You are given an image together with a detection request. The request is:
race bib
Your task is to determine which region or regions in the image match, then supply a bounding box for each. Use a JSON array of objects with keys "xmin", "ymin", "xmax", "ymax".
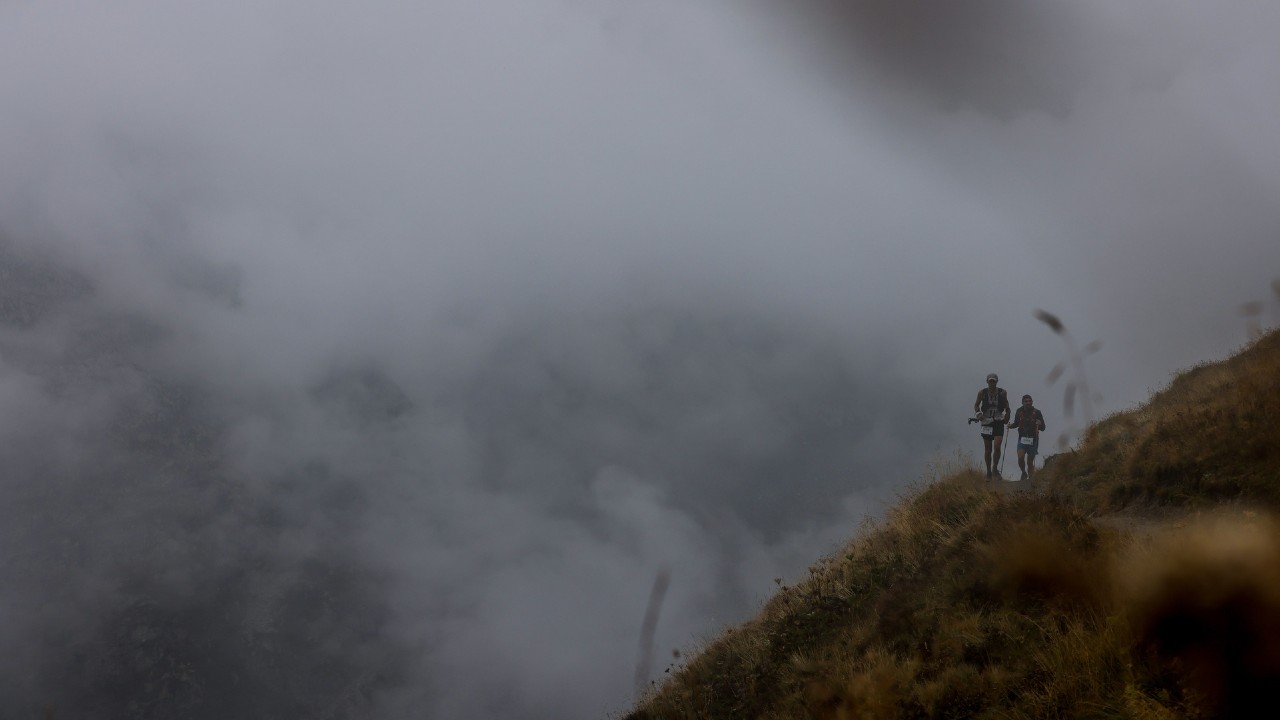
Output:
[
  {"xmin": 980, "ymin": 426, "xmax": 994, "ymax": 436},
  {"xmin": 1020, "ymin": 436, "xmax": 1035, "ymax": 446}
]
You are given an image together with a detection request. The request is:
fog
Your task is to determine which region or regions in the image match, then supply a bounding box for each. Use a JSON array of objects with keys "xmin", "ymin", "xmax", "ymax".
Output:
[{"xmin": 0, "ymin": 1, "xmax": 1277, "ymax": 718}]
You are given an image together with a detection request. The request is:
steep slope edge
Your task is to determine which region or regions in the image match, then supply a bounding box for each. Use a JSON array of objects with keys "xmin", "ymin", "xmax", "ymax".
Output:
[{"xmin": 625, "ymin": 329, "xmax": 1280, "ymax": 719}]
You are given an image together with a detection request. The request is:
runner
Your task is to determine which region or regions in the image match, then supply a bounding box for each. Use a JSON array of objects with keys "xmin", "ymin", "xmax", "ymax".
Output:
[
  {"xmin": 973, "ymin": 373, "xmax": 1010, "ymax": 479},
  {"xmin": 1007, "ymin": 394, "xmax": 1047, "ymax": 480}
]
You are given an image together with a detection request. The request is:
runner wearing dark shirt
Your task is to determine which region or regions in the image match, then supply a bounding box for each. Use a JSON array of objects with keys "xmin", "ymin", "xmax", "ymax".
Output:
[
  {"xmin": 973, "ymin": 373, "xmax": 1010, "ymax": 479},
  {"xmin": 1007, "ymin": 395, "xmax": 1046, "ymax": 481}
]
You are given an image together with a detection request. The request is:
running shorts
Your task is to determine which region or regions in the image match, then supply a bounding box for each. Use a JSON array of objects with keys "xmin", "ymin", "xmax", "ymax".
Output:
[{"xmin": 1016, "ymin": 434, "xmax": 1039, "ymax": 456}]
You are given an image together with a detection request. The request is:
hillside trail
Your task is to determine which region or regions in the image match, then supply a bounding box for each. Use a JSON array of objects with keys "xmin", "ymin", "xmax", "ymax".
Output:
[{"xmin": 991, "ymin": 474, "xmax": 1263, "ymax": 539}]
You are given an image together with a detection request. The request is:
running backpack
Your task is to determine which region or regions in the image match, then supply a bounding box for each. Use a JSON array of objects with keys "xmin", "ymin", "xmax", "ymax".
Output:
[{"xmin": 979, "ymin": 388, "xmax": 1008, "ymax": 424}]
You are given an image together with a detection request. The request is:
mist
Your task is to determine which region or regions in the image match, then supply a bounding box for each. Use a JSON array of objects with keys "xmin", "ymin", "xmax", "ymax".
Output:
[{"xmin": 1, "ymin": 1, "xmax": 1277, "ymax": 718}]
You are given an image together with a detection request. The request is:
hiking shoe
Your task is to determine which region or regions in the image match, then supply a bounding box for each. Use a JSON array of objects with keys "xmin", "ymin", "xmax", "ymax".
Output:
[
  {"xmin": 1020, "ymin": 471, "xmax": 1028, "ymax": 481},
  {"xmin": 993, "ymin": 469, "xmax": 1002, "ymax": 479},
  {"xmin": 985, "ymin": 471, "xmax": 992, "ymax": 480}
]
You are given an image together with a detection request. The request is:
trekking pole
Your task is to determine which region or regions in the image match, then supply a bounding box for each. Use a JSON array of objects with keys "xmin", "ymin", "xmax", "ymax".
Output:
[{"xmin": 999, "ymin": 427, "xmax": 1010, "ymax": 477}]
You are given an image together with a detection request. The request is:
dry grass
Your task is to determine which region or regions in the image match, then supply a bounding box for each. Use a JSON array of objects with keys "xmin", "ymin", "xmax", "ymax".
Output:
[
  {"xmin": 1119, "ymin": 516, "xmax": 1280, "ymax": 718},
  {"xmin": 624, "ymin": 329, "xmax": 1280, "ymax": 720},
  {"xmin": 1045, "ymin": 328, "xmax": 1280, "ymax": 512},
  {"xmin": 628, "ymin": 478, "xmax": 1129, "ymax": 719}
]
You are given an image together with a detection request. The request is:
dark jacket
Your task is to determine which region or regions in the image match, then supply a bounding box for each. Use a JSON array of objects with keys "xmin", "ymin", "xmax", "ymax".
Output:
[{"xmin": 1009, "ymin": 406, "xmax": 1046, "ymax": 438}]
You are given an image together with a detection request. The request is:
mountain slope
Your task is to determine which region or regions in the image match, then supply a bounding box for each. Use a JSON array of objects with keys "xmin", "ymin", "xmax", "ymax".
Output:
[{"xmin": 625, "ymin": 329, "xmax": 1280, "ymax": 719}]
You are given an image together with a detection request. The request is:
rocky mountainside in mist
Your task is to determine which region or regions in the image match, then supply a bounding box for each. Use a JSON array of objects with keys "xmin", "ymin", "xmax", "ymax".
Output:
[{"xmin": 626, "ymin": 328, "xmax": 1280, "ymax": 720}]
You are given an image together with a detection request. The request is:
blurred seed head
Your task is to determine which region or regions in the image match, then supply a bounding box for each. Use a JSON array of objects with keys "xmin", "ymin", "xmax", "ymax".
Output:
[
  {"xmin": 1045, "ymin": 361, "xmax": 1066, "ymax": 386},
  {"xmin": 1034, "ymin": 309, "xmax": 1064, "ymax": 335}
]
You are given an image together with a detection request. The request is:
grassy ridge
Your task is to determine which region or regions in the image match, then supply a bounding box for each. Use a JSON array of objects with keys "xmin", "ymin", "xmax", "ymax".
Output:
[
  {"xmin": 1047, "ymin": 328, "xmax": 1280, "ymax": 512},
  {"xmin": 625, "ymin": 329, "xmax": 1280, "ymax": 719}
]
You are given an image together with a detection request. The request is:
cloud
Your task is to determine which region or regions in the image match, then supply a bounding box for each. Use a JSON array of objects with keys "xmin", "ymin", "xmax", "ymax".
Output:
[
  {"xmin": 753, "ymin": 0, "xmax": 1089, "ymax": 118},
  {"xmin": 757, "ymin": 0, "xmax": 1280, "ymax": 406},
  {"xmin": 1, "ymin": 0, "xmax": 1278, "ymax": 718}
]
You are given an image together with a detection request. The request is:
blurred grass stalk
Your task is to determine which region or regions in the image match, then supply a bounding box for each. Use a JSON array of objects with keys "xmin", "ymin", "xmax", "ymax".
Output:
[{"xmin": 1035, "ymin": 310, "xmax": 1098, "ymax": 448}]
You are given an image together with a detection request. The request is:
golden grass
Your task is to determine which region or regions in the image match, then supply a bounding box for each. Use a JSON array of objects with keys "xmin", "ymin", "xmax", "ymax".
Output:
[
  {"xmin": 1045, "ymin": 328, "xmax": 1280, "ymax": 512},
  {"xmin": 630, "ymin": 479, "xmax": 1129, "ymax": 719},
  {"xmin": 624, "ymin": 329, "xmax": 1280, "ymax": 720}
]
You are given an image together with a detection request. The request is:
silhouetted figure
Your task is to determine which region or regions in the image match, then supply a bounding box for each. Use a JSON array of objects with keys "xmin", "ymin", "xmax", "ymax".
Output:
[
  {"xmin": 1007, "ymin": 394, "xmax": 1046, "ymax": 480},
  {"xmin": 973, "ymin": 373, "xmax": 1010, "ymax": 479}
]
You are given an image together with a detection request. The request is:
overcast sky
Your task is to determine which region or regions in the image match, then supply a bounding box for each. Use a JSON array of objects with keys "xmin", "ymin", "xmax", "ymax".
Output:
[{"xmin": 1, "ymin": 1, "xmax": 1278, "ymax": 718}]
